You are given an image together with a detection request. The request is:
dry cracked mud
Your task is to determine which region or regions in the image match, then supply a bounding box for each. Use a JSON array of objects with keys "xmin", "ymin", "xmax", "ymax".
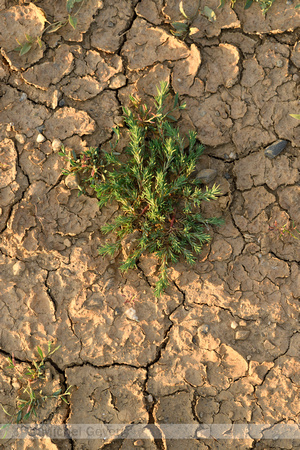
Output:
[{"xmin": 0, "ymin": 0, "xmax": 300, "ymax": 449}]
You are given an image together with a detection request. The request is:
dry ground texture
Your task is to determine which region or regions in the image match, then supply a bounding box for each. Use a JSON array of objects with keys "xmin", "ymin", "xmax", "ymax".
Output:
[{"xmin": 0, "ymin": 0, "xmax": 300, "ymax": 448}]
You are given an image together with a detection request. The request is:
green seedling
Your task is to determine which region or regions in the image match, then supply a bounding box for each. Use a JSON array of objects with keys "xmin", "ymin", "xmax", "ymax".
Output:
[
  {"xmin": 171, "ymin": 0, "xmax": 216, "ymax": 40},
  {"xmin": 59, "ymin": 145, "xmax": 106, "ymax": 196},
  {"xmin": 269, "ymin": 220, "xmax": 300, "ymax": 242},
  {"xmin": 14, "ymin": 0, "xmax": 84, "ymax": 56},
  {"xmin": 1, "ymin": 342, "xmax": 72, "ymax": 427},
  {"xmin": 62, "ymin": 82, "xmax": 223, "ymax": 297}
]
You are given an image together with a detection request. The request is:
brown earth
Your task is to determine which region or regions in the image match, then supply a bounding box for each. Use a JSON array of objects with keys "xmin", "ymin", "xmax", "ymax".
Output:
[{"xmin": 0, "ymin": 0, "xmax": 300, "ymax": 449}]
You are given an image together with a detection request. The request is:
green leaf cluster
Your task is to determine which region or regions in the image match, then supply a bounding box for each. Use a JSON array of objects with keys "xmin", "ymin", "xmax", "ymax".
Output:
[
  {"xmin": 64, "ymin": 82, "xmax": 222, "ymax": 297},
  {"xmin": 1, "ymin": 343, "xmax": 72, "ymax": 427}
]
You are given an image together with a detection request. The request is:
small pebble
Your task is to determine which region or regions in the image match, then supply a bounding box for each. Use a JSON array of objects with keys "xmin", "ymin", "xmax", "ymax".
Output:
[
  {"xmin": 199, "ymin": 324, "xmax": 210, "ymax": 335},
  {"xmin": 52, "ymin": 138, "xmax": 62, "ymax": 152},
  {"xmin": 147, "ymin": 394, "xmax": 153, "ymax": 403},
  {"xmin": 37, "ymin": 125, "xmax": 45, "ymax": 132},
  {"xmin": 196, "ymin": 169, "xmax": 217, "ymax": 184},
  {"xmin": 247, "ymin": 355, "xmax": 252, "ymax": 360},
  {"xmin": 36, "ymin": 133, "xmax": 46, "ymax": 143},
  {"xmin": 19, "ymin": 92, "xmax": 27, "ymax": 102},
  {"xmin": 239, "ymin": 320, "xmax": 247, "ymax": 327},
  {"xmin": 264, "ymin": 140, "xmax": 287, "ymax": 159},
  {"xmin": 63, "ymin": 239, "xmax": 71, "ymax": 247},
  {"xmin": 125, "ymin": 307, "xmax": 139, "ymax": 321},
  {"xmin": 109, "ymin": 74, "xmax": 127, "ymax": 89},
  {"xmin": 108, "ymin": 21, "xmax": 115, "ymax": 27},
  {"xmin": 12, "ymin": 380, "xmax": 21, "ymax": 390},
  {"xmin": 15, "ymin": 133, "xmax": 26, "ymax": 144},
  {"xmin": 134, "ymin": 440, "xmax": 144, "ymax": 447},
  {"xmin": 58, "ymin": 98, "xmax": 66, "ymax": 107},
  {"xmin": 235, "ymin": 330, "xmax": 250, "ymax": 341},
  {"xmin": 230, "ymin": 321, "xmax": 238, "ymax": 329}
]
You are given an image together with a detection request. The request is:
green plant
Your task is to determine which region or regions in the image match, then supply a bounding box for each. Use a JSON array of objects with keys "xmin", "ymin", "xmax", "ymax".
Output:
[
  {"xmin": 269, "ymin": 220, "xmax": 300, "ymax": 242},
  {"xmin": 171, "ymin": 0, "xmax": 216, "ymax": 39},
  {"xmin": 59, "ymin": 145, "xmax": 106, "ymax": 196},
  {"xmin": 1, "ymin": 343, "xmax": 72, "ymax": 426},
  {"xmin": 290, "ymin": 114, "xmax": 300, "ymax": 120},
  {"xmin": 15, "ymin": 0, "xmax": 84, "ymax": 56},
  {"xmin": 62, "ymin": 82, "xmax": 222, "ymax": 297}
]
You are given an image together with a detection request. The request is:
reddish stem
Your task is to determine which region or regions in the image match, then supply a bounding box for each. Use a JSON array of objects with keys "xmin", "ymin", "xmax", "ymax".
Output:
[
  {"xmin": 140, "ymin": 205, "xmax": 149, "ymax": 216},
  {"xmin": 169, "ymin": 209, "xmax": 177, "ymax": 229}
]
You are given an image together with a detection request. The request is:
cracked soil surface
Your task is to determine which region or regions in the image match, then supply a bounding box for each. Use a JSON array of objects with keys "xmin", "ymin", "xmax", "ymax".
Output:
[{"xmin": 0, "ymin": 0, "xmax": 300, "ymax": 449}]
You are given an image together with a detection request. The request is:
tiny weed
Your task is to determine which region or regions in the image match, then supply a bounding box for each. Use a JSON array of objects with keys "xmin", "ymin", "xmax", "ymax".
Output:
[
  {"xmin": 1, "ymin": 343, "xmax": 72, "ymax": 427},
  {"xmin": 14, "ymin": 0, "xmax": 85, "ymax": 56},
  {"xmin": 269, "ymin": 220, "xmax": 300, "ymax": 242},
  {"xmin": 61, "ymin": 82, "xmax": 223, "ymax": 297},
  {"xmin": 171, "ymin": 0, "xmax": 216, "ymax": 40},
  {"xmin": 59, "ymin": 145, "xmax": 106, "ymax": 196}
]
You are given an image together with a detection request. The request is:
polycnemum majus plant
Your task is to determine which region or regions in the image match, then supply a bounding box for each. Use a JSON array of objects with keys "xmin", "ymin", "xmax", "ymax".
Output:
[{"xmin": 61, "ymin": 82, "xmax": 223, "ymax": 297}]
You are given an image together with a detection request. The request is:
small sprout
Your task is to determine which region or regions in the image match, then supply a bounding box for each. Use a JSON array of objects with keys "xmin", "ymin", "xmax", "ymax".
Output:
[
  {"xmin": 1, "ymin": 343, "xmax": 73, "ymax": 425},
  {"xmin": 290, "ymin": 114, "xmax": 300, "ymax": 120},
  {"xmin": 202, "ymin": 6, "xmax": 217, "ymax": 21},
  {"xmin": 68, "ymin": 15, "xmax": 78, "ymax": 29}
]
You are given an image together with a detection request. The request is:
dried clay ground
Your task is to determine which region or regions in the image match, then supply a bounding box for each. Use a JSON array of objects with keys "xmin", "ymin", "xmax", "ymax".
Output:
[{"xmin": 0, "ymin": 0, "xmax": 300, "ymax": 449}]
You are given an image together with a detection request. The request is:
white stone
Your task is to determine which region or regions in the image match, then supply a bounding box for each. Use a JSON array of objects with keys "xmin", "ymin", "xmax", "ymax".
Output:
[
  {"xmin": 52, "ymin": 138, "xmax": 62, "ymax": 151},
  {"xmin": 15, "ymin": 133, "xmax": 26, "ymax": 144},
  {"xmin": 36, "ymin": 133, "xmax": 46, "ymax": 143},
  {"xmin": 230, "ymin": 321, "xmax": 238, "ymax": 329},
  {"xmin": 125, "ymin": 307, "xmax": 139, "ymax": 322}
]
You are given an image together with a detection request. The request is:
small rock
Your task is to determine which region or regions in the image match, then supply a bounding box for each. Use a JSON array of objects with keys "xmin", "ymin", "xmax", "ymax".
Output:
[
  {"xmin": 58, "ymin": 98, "xmax": 66, "ymax": 107},
  {"xmin": 235, "ymin": 330, "xmax": 250, "ymax": 340},
  {"xmin": 19, "ymin": 92, "xmax": 27, "ymax": 102},
  {"xmin": 246, "ymin": 355, "xmax": 252, "ymax": 360},
  {"xmin": 6, "ymin": 123, "xmax": 13, "ymax": 131},
  {"xmin": 37, "ymin": 125, "xmax": 45, "ymax": 132},
  {"xmin": 45, "ymin": 368, "xmax": 52, "ymax": 381},
  {"xmin": 36, "ymin": 133, "xmax": 46, "ymax": 143},
  {"xmin": 12, "ymin": 380, "xmax": 21, "ymax": 390},
  {"xmin": 199, "ymin": 324, "xmax": 210, "ymax": 335},
  {"xmin": 52, "ymin": 138, "xmax": 63, "ymax": 152},
  {"xmin": 147, "ymin": 394, "xmax": 153, "ymax": 403},
  {"xmin": 114, "ymin": 307, "xmax": 122, "ymax": 316},
  {"xmin": 264, "ymin": 339, "xmax": 275, "ymax": 351},
  {"xmin": 230, "ymin": 321, "xmax": 238, "ymax": 329},
  {"xmin": 109, "ymin": 74, "xmax": 127, "ymax": 89},
  {"xmin": 65, "ymin": 174, "xmax": 80, "ymax": 190},
  {"xmin": 196, "ymin": 169, "xmax": 217, "ymax": 184},
  {"xmin": 15, "ymin": 133, "xmax": 26, "ymax": 144},
  {"xmin": 134, "ymin": 440, "xmax": 144, "ymax": 446},
  {"xmin": 239, "ymin": 320, "xmax": 247, "ymax": 327},
  {"xmin": 125, "ymin": 307, "xmax": 139, "ymax": 322},
  {"xmin": 264, "ymin": 140, "xmax": 288, "ymax": 159},
  {"xmin": 63, "ymin": 239, "xmax": 71, "ymax": 247}
]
